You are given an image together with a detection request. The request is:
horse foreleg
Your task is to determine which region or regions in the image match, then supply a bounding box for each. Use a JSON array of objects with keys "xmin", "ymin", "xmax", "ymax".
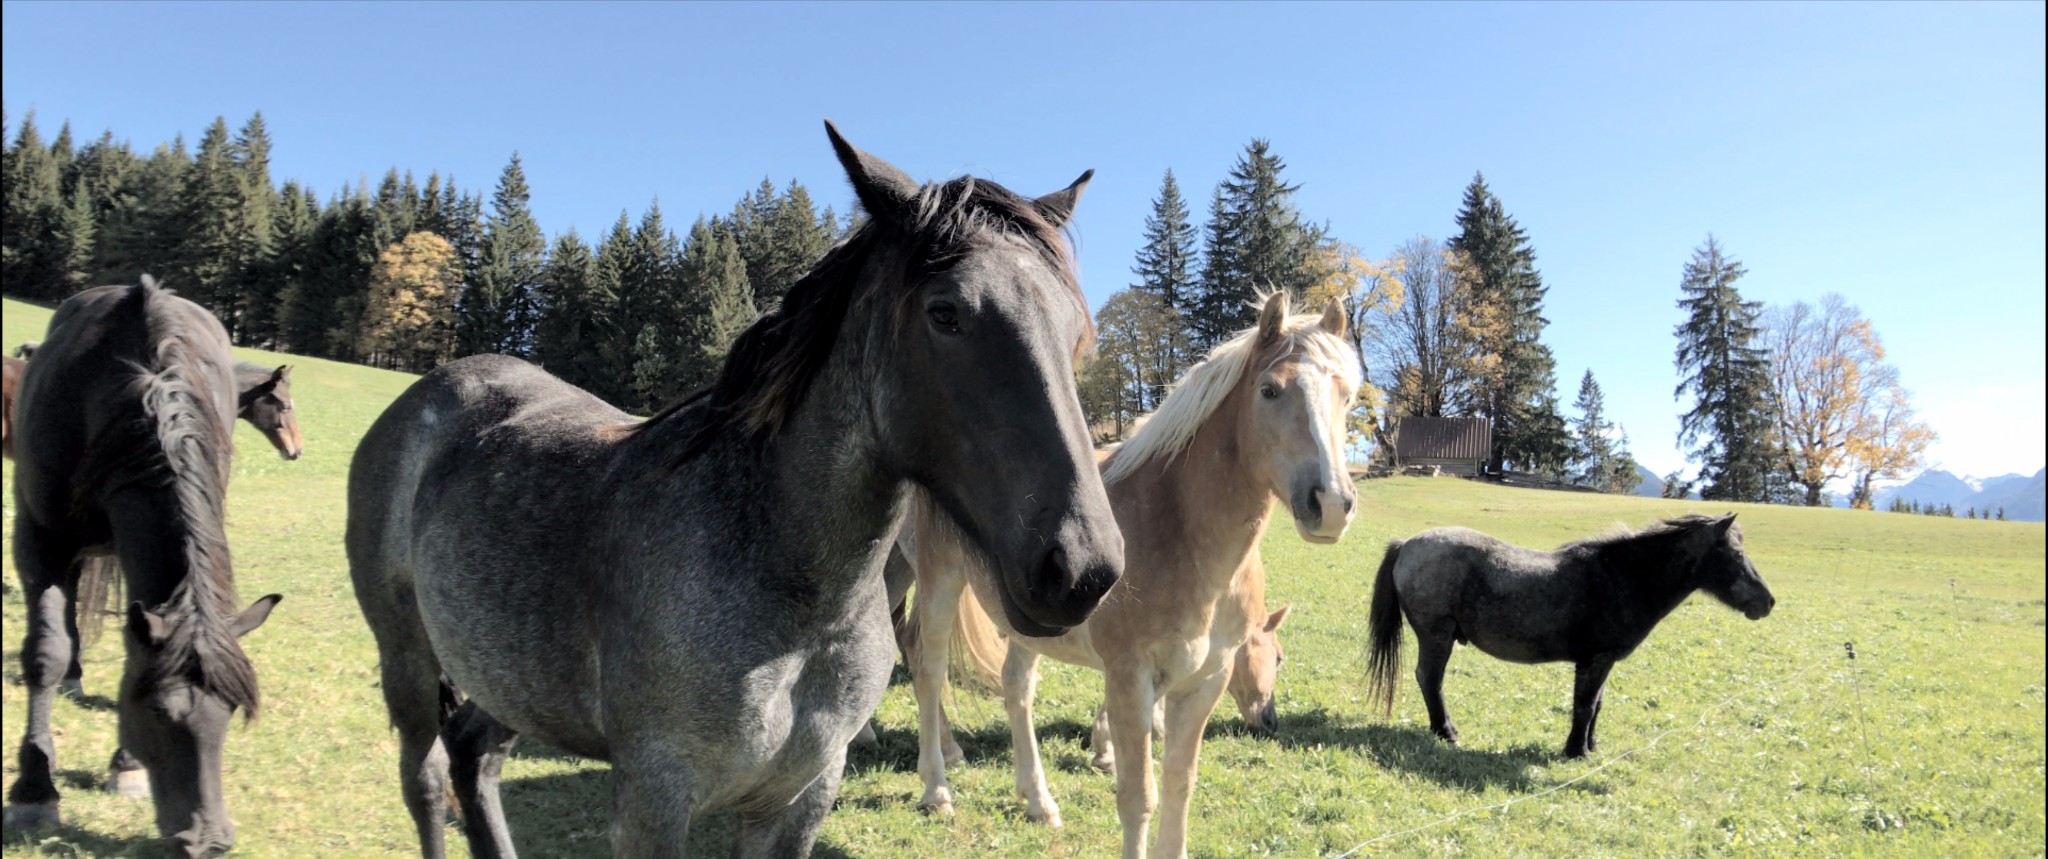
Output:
[
  {"xmin": 909, "ymin": 569, "xmax": 966, "ymax": 814},
  {"xmin": 1004, "ymin": 646, "xmax": 1061, "ymax": 827},
  {"xmin": 1414, "ymin": 635, "xmax": 1458, "ymax": 745},
  {"xmin": 1090, "ymin": 704, "xmax": 1116, "ymax": 772},
  {"xmin": 1104, "ymin": 668, "xmax": 1160, "ymax": 859},
  {"xmin": 1153, "ymin": 669, "xmax": 1229, "ymax": 859},
  {"xmin": 4, "ymin": 527, "xmax": 77, "ymax": 831},
  {"xmin": 732, "ymin": 755, "xmax": 842, "ymax": 859},
  {"xmin": 1566, "ymin": 660, "xmax": 1615, "ymax": 759},
  {"xmin": 608, "ymin": 750, "xmax": 696, "ymax": 858},
  {"xmin": 444, "ymin": 701, "xmax": 520, "ymax": 859}
]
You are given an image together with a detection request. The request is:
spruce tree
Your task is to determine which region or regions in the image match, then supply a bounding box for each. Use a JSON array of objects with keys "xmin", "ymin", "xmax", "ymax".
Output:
[
  {"xmin": 1674, "ymin": 235, "xmax": 1777, "ymax": 502},
  {"xmin": 621, "ymin": 201, "xmax": 685, "ymax": 412},
  {"xmin": 1449, "ymin": 173, "xmax": 1564, "ymax": 473},
  {"xmin": 1190, "ymin": 140, "xmax": 1322, "ymax": 348},
  {"xmin": 2, "ymin": 111, "xmax": 63, "ymax": 298},
  {"xmin": 757, "ymin": 179, "xmax": 832, "ymax": 312},
  {"xmin": 172, "ymin": 117, "xmax": 246, "ymax": 330},
  {"xmin": 459, "ymin": 154, "xmax": 546, "ymax": 358},
  {"xmin": 535, "ymin": 229, "xmax": 608, "ymax": 392},
  {"xmin": 1569, "ymin": 370, "xmax": 1641, "ymax": 493},
  {"xmin": 96, "ymin": 138, "xmax": 191, "ymax": 287},
  {"xmin": 676, "ymin": 218, "xmax": 755, "ymax": 393},
  {"xmin": 227, "ymin": 113, "xmax": 277, "ymax": 343},
  {"xmin": 1132, "ymin": 169, "xmax": 1196, "ymax": 311},
  {"xmin": 50, "ymin": 179, "xmax": 95, "ymax": 295},
  {"xmin": 588, "ymin": 211, "xmax": 639, "ymax": 408}
]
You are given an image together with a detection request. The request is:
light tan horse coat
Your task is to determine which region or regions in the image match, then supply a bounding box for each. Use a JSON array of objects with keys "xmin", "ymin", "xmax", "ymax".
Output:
[{"xmin": 906, "ymin": 293, "xmax": 1359, "ymax": 859}]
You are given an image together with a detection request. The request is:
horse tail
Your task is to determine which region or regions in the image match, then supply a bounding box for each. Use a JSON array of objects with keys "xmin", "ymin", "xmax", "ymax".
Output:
[
  {"xmin": 1365, "ymin": 539, "xmax": 1406, "ymax": 718},
  {"xmin": 893, "ymin": 585, "xmax": 922, "ymax": 669},
  {"xmin": 951, "ymin": 585, "xmax": 1007, "ymax": 694},
  {"xmin": 74, "ymin": 556, "xmax": 125, "ymax": 650}
]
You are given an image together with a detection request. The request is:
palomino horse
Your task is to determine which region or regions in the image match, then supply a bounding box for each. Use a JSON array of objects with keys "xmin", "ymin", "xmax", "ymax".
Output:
[
  {"xmin": 346, "ymin": 122, "xmax": 1122, "ymax": 859},
  {"xmin": 4, "ymin": 280, "xmax": 282, "ymax": 857},
  {"xmin": 906, "ymin": 292, "xmax": 1358, "ymax": 859},
  {"xmin": 1366, "ymin": 514, "xmax": 1775, "ymax": 758}
]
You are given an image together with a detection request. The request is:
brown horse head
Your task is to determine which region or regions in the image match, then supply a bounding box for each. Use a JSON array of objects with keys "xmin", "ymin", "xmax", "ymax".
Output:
[{"xmin": 236, "ymin": 364, "xmax": 302, "ymax": 461}]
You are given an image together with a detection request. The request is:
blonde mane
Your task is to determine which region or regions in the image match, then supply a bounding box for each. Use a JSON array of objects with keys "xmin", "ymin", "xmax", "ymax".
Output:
[{"xmin": 1102, "ymin": 313, "xmax": 1361, "ymax": 484}]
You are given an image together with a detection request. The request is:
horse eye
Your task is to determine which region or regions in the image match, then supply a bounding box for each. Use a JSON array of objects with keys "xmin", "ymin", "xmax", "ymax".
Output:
[
  {"xmin": 1260, "ymin": 384, "xmax": 1280, "ymax": 400},
  {"xmin": 927, "ymin": 304, "xmax": 960, "ymax": 332}
]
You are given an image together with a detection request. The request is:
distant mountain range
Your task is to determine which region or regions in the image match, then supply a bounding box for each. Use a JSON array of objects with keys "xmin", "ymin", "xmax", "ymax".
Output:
[{"xmin": 1851, "ymin": 468, "xmax": 2047, "ymax": 521}]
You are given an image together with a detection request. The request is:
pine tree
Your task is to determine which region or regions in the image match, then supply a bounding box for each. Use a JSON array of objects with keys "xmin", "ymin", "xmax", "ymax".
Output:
[
  {"xmin": 1133, "ymin": 169, "xmax": 1197, "ymax": 312},
  {"xmin": 1674, "ymin": 235, "xmax": 1777, "ymax": 502},
  {"xmin": 226, "ymin": 113, "xmax": 277, "ymax": 343},
  {"xmin": 1449, "ymin": 173, "xmax": 1563, "ymax": 474},
  {"xmin": 677, "ymin": 218, "xmax": 755, "ymax": 393},
  {"xmin": 534, "ymin": 229, "xmax": 609, "ymax": 393},
  {"xmin": 96, "ymin": 138, "xmax": 190, "ymax": 287},
  {"xmin": 247, "ymin": 181, "xmax": 318, "ymax": 349},
  {"xmin": 1189, "ymin": 186, "xmax": 1237, "ymax": 346},
  {"xmin": 588, "ymin": 211, "xmax": 639, "ymax": 408},
  {"xmin": 757, "ymin": 179, "xmax": 832, "ymax": 312},
  {"xmin": 1189, "ymin": 140, "xmax": 1322, "ymax": 348},
  {"xmin": 459, "ymin": 154, "xmax": 546, "ymax": 358},
  {"xmin": 50, "ymin": 178, "xmax": 95, "ymax": 294},
  {"xmin": 621, "ymin": 201, "xmax": 684, "ymax": 412},
  {"xmin": 2, "ymin": 111, "xmax": 64, "ymax": 298},
  {"xmin": 1568, "ymin": 370, "xmax": 1641, "ymax": 493},
  {"xmin": 172, "ymin": 117, "xmax": 246, "ymax": 329}
]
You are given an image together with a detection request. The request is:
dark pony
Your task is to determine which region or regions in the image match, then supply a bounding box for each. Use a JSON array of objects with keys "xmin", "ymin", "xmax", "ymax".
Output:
[
  {"xmin": 1366, "ymin": 514, "xmax": 1774, "ymax": 758},
  {"xmin": 5, "ymin": 279, "xmax": 281, "ymax": 857}
]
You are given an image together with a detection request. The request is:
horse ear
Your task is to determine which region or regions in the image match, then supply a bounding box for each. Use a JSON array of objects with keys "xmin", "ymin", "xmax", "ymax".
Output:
[
  {"xmin": 1257, "ymin": 291, "xmax": 1290, "ymax": 344},
  {"xmin": 823, "ymin": 120, "xmax": 920, "ymax": 228},
  {"xmin": 126, "ymin": 602, "xmax": 169, "ymax": 647},
  {"xmin": 1715, "ymin": 513, "xmax": 1737, "ymax": 536},
  {"xmin": 232, "ymin": 594, "xmax": 283, "ymax": 639},
  {"xmin": 1264, "ymin": 605, "xmax": 1292, "ymax": 633},
  {"xmin": 272, "ymin": 365, "xmax": 291, "ymax": 383},
  {"xmin": 1033, "ymin": 170, "xmax": 1095, "ymax": 228},
  {"xmin": 1319, "ymin": 298, "xmax": 1347, "ymax": 337}
]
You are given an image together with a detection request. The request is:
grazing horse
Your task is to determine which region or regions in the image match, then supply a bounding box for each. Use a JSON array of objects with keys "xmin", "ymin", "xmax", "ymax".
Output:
[
  {"xmin": 4, "ymin": 280, "xmax": 282, "ymax": 857},
  {"xmin": 346, "ymin": 122, "xmax": 1122, "ymax": 859},
  {"xmin": 1365, "ymin": 514, "xmax": 1776, "ymax": 758},
  {"xmin": 906, "ymin": 293, "xmax": 1358, "ymax": 859}
]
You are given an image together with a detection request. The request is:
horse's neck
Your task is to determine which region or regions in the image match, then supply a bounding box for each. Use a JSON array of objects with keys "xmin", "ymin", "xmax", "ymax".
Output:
[
  {"xmin": 1119, "ymin": 391, "xmax": 1271, "ymax": 596},
  {"xmin": 1599, "ymin": 534, "xmax": 1704, "ymax": 620},
  {"xmin": 624, "ymin": 341, "xmax": 899, "ymax": 606}
]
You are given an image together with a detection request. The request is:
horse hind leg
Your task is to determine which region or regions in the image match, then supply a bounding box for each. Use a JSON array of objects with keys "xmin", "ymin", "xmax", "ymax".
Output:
[
  {"xmin": 730, "ymin": 754, "xmax": 843, "ymax": 859},
  {"xmin": 4, "ymin": 525, "xmax": 80, "ymax": 830},
  {"xmin": 358, "ymin": 583, "xmax": 457, "ymax": 859},
  {"xmin": 1413, "ymin": 632, "xmax": 1459, "ymax": 745},
  {"xmin": 444, "ymin": 701, "xmax": 520, "ymax": 859}
]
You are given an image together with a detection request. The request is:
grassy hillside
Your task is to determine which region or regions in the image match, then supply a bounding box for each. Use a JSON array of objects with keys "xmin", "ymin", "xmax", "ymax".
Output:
[{"xmin": 4, "ymin": 296, "xmax": 2043, "ymax": 857}]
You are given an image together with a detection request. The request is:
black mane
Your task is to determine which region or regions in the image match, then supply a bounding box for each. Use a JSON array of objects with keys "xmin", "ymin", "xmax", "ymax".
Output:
[{"xmin": 634, "ymin": 175, "xmax": 1084, "ymax": 468}]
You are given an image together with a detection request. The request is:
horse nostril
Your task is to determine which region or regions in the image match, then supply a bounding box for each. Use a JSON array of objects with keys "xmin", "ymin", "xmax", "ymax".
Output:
[{"xmin": 1341, "ymin": 494, "xmax": 1355, "ymax": 514}]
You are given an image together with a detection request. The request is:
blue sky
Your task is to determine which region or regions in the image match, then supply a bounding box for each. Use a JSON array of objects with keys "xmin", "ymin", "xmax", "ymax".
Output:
[{"xmin": 5, "ymin": 1, "xmax": 2042, "ymax": 481}]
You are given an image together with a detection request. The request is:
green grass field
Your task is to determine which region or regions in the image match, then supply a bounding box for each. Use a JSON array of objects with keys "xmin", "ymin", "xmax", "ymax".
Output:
[{"xmin": 4, "ymin": 296, "xmax": 2042, "ymax": 857}]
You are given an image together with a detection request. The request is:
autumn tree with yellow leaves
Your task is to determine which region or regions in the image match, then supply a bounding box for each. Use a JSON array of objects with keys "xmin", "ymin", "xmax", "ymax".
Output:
[
  {"xmin": 1762, "ymin": 293, "xmax": 1935, "ymax": 507},
  {"xmin": 360, "ymin": 230, "xmax": 461, "ymax": 372}
]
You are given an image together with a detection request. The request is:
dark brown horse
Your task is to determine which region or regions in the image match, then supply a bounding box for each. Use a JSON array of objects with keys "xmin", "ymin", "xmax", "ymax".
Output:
[
  {"xmin": 1, "ymin": 354, "xmax": 22, "ymax": 460},
  {"xmin": 4, "ymin": 280, "xmax": 281, "ymax": 857}
]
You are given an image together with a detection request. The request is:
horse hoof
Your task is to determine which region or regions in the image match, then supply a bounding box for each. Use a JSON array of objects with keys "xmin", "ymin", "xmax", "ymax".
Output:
[
  {"xmin": 2, "ymin": 801, "xmax": 62, "ymax": 831},
  {"xmin": 1025, "ymin": 807, "xmax": 1063, "ymax": 828},
  {"xmin": 917, "ymin": 798, "xmax": 955, "ymax": 817},
  {"xmin": 57, "ymin": 679, "xmax": 85, "ymax": 699},
  {"xmin": 107, "ymin": 767, "xmax": 150, "ymax": 798},
  {"xmin": 1089, "ymin": 754, "xmax": 1115, "ymax": 774}
]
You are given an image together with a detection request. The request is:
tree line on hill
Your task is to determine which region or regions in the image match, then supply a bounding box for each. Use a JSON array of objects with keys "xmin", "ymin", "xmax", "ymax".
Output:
[
  {"xmin": 1, "ymin": 109, "xmax": 1936, "ymax": 507},
  {"xmin": 1, "ymin": 110, "xmax": 837, "ymax": 415}
]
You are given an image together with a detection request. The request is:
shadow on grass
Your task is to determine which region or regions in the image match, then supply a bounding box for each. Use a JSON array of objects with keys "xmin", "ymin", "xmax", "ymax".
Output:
[
  {"xmin": 1, "ymin": 813, "xmax": 158, "ymax": 857},
  {"xmin": 845, "ymin": 717, "xmax": 1093, "ymax": 775},
  {"xmin": 1270, "ymin": 707, "xmax": 1564, "ymax": 793},
  {"xmin": 494, "ymin": 768, "xmax": 857, "ymax": 858}
]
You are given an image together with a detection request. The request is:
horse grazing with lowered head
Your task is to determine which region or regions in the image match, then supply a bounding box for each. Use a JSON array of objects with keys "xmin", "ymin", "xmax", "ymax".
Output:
[
  {"xmin": 61, "ymin": 359, "xmax": 304, "ymax": 699},
  {"xmin": 904, "ymin": 292, "xmax": 1358, "ymax": 859},
  {"xmin": 345, "ymin": 121, "xmax": 1122, "ymax": 859},
  {"xmin": 1365, "ymin": 514, "xmax": 1775, "ymax": 759},
  {"xmin": 4, "ymin": 279, "xmax": 282, "ymax": 857}
]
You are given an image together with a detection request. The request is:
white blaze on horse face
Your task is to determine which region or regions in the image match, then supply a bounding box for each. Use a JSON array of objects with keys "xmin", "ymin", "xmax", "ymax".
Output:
[{"xmin": 1295, "ymin": 360, "xmax": 1354, "ymax": 543}]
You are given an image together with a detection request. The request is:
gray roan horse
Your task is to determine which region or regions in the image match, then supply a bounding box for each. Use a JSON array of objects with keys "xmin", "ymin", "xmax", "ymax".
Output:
[
  {"xmin": 5, "ymin": 280, "xmax": 282, "ymax": 857},
  {"xmin": 346, "ymin": 122, "xmax": 1123, "ymax": 859},
  {"xmin": 1365, "ymin": 514, "xmax": 1774, "ymax": 758}
]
